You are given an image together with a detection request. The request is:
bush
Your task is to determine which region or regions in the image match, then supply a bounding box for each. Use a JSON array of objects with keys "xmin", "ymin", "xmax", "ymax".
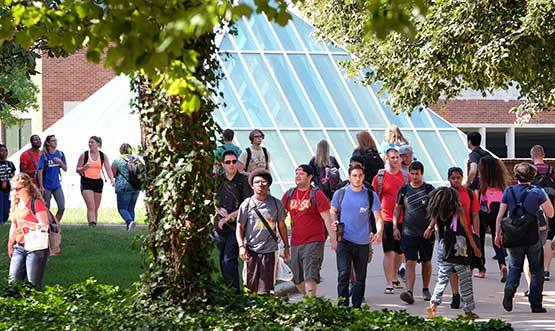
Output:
[{"xmin": 0, "ymin": 280, "xmax": 512, "ymax": 331}]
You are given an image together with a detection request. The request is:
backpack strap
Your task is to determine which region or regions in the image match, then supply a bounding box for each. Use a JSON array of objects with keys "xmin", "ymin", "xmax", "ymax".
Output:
[
  {"xmin": 262, "ymin": 147, "xmax": 269, "ymax": 170},
  {"xmin": 245, "ymin": 147, "xmax": 252, "ymax": 171},
  {"xmin": 398, "ymin": 184, "xmax": 408, "ymax": 206},
  {"xmin": 466, "ymin": 187, "xmax": 474, "ymax": 206},
  {"xmin": 8, "ymin": 161, "xmax": 15, "ymax": 174},
  {"xmin": 309, "ymin": 186, "xmax": 318, "ymax": 209},
  {"xmin": 26, "ymin": 150, "xmax": 37, "ymax": 168},
  {"xmin": 83, "ymin": 151, "xmax": 89, "ymax": 164},
  {"xmin": 336, "ymin": 187, "xmax": 346, "ymax": 222},
  {"xmin": 509, "ymin": 186, "xmax": 531, "ymax": 216},
  {"xmin": 30, "ymin": 197, "xmax": 36, "ymax": 215},
  {"xmin": 285, "ymin": 187, "xmax": 295, "ymax": 210},
  {"xmin": 377, "ymin": 169, "xmax": 386, "ymax": 197}
]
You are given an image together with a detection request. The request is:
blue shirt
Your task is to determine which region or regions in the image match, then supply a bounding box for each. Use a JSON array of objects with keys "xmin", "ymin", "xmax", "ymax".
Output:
[
  {"xmin": 331, "ymin": 185, "xmax": 382, "ymax": 245},
  {"xmin": 38, "ymin": 151, "xmax": 66, "ymax": 190},
  {"xmin": 502, "ymin": 184, "xmax": 547, "ymax": 217}
]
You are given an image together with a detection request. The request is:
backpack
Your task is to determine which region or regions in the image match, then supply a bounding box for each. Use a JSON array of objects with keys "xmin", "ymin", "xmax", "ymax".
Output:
[
  {"xmin": 30, "ymin": 197, "xmax": 61, "ymax": 255},
  {"xmin": 123, "ymin": 157, "xmax": 143, "ymax": 190},
  {"xmin": 354, "ymin": 149, "xmax": 384, "ymax": 184},
  {"xmin": 245, "ymin": 147, "xmax": 268, "ymax": 171},
  {"xmin": 320, "ymin": 166, "xmax": 341, "ymax": 193},
  {"xmin": 532, "ymin": 165, "xmax": 555, "ymax": 204},
  {"xmin": 336, "ymin": 186, "xmax": 377, "ymax": 234},
  {"xmin": 376, "ymin": 169, "xmax": 409, "ymax": 198},
  {"xmin": 501, "ymin": 186, "xmax": 539, "ymax": 248}
]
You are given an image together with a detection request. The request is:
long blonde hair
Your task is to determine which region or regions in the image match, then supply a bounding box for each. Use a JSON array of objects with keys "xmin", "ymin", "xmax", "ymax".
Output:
[
  {"xmin": 356, "ymin": 131, "xmax": 378, "ymax": 151},
  {"xmin": 315, "ymin": 140, "xmax": 331, "ymax": 168},
  {"xmin": 10, "ymin": 173, "xmax": 44, "ymax": 214},
  {"xmin": 384, "ymin": 125, "xmax": 409, "ymax": 145}
]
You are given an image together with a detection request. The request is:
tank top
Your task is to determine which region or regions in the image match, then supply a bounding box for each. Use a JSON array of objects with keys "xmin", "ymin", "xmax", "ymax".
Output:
[{"xmin": 83, "ymin": 152, "xmax": 102, "ymax": 179}]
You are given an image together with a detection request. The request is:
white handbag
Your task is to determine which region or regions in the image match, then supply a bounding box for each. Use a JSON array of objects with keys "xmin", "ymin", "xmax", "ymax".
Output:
[{"xmin": 24, "ymin": 225, "xmax": 49, "ymax": 252}]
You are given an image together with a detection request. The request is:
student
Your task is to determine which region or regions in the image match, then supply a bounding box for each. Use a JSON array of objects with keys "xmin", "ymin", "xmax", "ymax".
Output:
[
  {"xmin": 0, "ymin": 144, "xmax": 16, "ymax": 224},
  {"xmin": 37, "ymin": 135, "xmax": 67, "ymax": 222},
  {"xmin": 309, "ymin": 140, "xmax": 341, "ymax": 200},
  {"xmin": 393, "ymin": 161, "xmax": 435, "ymax": 304},
  {"xmin": 465, "ymin": 132, "xmax": 490, "ymax": 190},
  {"xmin": 111, "ymin": 143, "xmax": 142, "ymax": 231},
  {"xmin": 19, "ymin": 134, "xmax": 41, "ymax": 185},
  {"xmin": 238, "ymin": 129, "xmax": 270, "ymax": 175}
]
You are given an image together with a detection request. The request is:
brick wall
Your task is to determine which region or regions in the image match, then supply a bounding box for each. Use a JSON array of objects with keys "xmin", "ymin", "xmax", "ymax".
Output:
[
  {"xmin": 42, "ymin": 50, "xmax": 115, "ymax": 129},
  {"xmin": 431, "ymin": 100, "xmax": 555, "ymax": 124}
]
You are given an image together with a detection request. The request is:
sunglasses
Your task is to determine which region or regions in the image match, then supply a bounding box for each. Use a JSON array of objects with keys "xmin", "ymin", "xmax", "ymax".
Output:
[
  {"xmin": 253, "ymin": 179, "xmax": 269, "ymax": 185},
  {"xmin": 223, "ymin": 160, "xmax": 237, "ymax": 164}
]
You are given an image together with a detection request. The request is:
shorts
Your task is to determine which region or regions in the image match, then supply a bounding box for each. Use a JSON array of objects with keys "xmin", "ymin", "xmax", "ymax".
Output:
[
  {"xmin": 382, "ymin": 222, "xmax": 402, "ymax": 254},
  {"xmin": 400, "ymin": 234, "xmax": 434, "ymax": 263},
  {"xmin": 291, "ymin": 241, "xmax": 324, "ymax": 285},
  {"xmin": 245, "ymin": 250, "xmax": 275, "ymax": 294},
  {"xmin": 80, "ymin": 177, "xmax": 104, "ymax": 193},
  {"xmin": 547, "ymin": 218, "xmax": 555, "ymax": 241}
]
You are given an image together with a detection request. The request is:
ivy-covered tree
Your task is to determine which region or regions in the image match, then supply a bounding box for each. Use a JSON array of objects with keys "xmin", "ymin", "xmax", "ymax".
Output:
[{"xmin": 299, "ymin": 0, "xmax": 555, "ymax": 124}]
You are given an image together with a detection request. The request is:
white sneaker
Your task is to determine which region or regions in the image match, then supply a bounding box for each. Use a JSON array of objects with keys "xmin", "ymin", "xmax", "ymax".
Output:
[{"xmin": 128, "ymin": 221, "xmax": 136, "ymax": 232}]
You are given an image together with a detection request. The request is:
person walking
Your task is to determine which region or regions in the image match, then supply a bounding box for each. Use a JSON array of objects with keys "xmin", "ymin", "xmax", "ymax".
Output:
[
  {"xmin": 216, "ymin": 150, "xmax": 252, "ymax": 291},
  {"xmin": 7, "ymin": 173, "xmax": 50, "ymax": 287},
  {"xmin": 393, "ymin": 161, "xmax": 435, "ymax": 304},
  {"xmin": 379, "ymin": 125, "xmax": 409, "ymax": 159},
  {"xmin": 309, "ymin": 140, "xmax": 341, "ymax": 200},
  {"xmin": 399, "ymin": 145, "xmax": 414, "ymax": 178},
  {"xmin": 37, "ymin": 135, "xmax": 67, "ymax": 222},
  {"xmin": 332, "ymin": 163, "xmax": 383, "ymax": 308},
  {"xmin": 477, "ymin": 156, "xmax": 509, "ymax": 282},
  {"xmin": 282, "ymin": 165, "xmax": 335, "ymax": 297},
  {"xmin": 465, "ymin": 132, "xmax": 490, "ymax": 190},
  {"xmin": 19, "ymin": 134, "xmax": 41, "ymax": 186},
  {"xmin": 111, "ymin": 143, "xmax": 142, "ymax": 231},
  {"xmin": 0, "ymin": 144, "xmax": 16, "ymax": 224},
  {"xmin": 236, "ymin": 169, "xmax": 289, "ymax": 294},
  {"xmin": 426, "ymin": 187, "xmax": 481, "ymax": 319},
  {"xmin": 351, "ymin": 130, "xmax": 384, "ymax": 184},
  {"xmin": 76, "ymin": 136, "xmax": 115, "ymax": 227},
  {"xmin": 372, "ymin": 148, "xmax": 409, "ymax": 294},
  {"xmin": 214, "ymin": 129, "xmax": 243, "ymax": 175},
  {"xmin": 238, "ymin": 129, "xmax": 270, "ymax": 176},
  {"xmin": 495, "ymin": 162, "xmax": 554, "ymax": 313}
]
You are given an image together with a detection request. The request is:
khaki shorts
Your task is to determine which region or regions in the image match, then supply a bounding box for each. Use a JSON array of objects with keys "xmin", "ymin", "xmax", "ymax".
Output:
[{"xmin": 291, "ymin": 241, "xmax": 324, "ymax": 285}]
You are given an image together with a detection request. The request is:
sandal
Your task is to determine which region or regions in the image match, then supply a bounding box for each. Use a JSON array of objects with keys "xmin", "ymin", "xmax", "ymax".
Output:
[
  {"xmin": 464, "ymin": 311, "xmax": 479, "ymax": 319},
  {"xmin": 392, "ymin": 280, "xmax": 403, "ymax": 289},
  {"xmin": 384, "ymin": 287, "xmax": 394, "ymax": 295},
  {"xmin": 426, "ymin": 305, "xmax": 437, "ymax": 319}
]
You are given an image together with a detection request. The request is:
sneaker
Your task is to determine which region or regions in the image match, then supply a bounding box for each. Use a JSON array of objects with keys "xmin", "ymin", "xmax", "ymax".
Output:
[
  {"xmin": 128, "ymin": 221, "xmax": 136, "ymax": 232},
  {"xmin": 531, "ymin": 306, "xmax": 547, "ymax": 313},
  {"xmin": 524, "ymin": 290, "xmax": 529, "ymax": 297},
  {"xmin": 89, "ymin": 222, "xmax": 97, "ymax": 228},
  {"xmin": 398, "ymin": 267, "xmax": 406, "ymax": 283},
  {"xmin": 464, "ymin": 311, "xmax": 479, "ymax": 319},
  {"xmin": 500, "ymin": 266, "xmax": 508, "ymax": 283},
  {"xmin": 473, "ymin": 271, "xmax": 486, "ymax": 278},
  {"xmin": 544, "ymin": 271, "xmax": 550, "ymax": 281},
  {"xmin": 400, "ymin": 291, "xmax": 414, "ymax": 304},
  {"xmin": 392, "ymin": 280, "xmax": 403, "ymax": 289},
  {"xmin": 450, "ymin": 293, "xmax": 461, "ymax": 309},
  {"xmin": 503, "ymin": 287, "xmax": 515, "ymax": 312},
  {"xmin": 422, "ymin": 288, "xmax": 432, "ymax": 301}
]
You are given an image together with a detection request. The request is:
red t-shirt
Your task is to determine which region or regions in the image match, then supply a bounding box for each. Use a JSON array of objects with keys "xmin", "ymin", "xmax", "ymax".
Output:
[
  {"xmin": 19, "ymin": 149, "xmax": 41, "ymax": 184},
  {"xmin": 372, "ymin": 171, "xmax": 410, "ymax": 222},
  {"xmin": 13, "ymin": 198, "xmax": 47, "ymax": 244},
  {"xmin": 457, "ymin": 186, "xmax": 480, "ymax": 229},
  {"xmin": 282, "ymin": 188, "xmax": 330, "ymax": 246}
]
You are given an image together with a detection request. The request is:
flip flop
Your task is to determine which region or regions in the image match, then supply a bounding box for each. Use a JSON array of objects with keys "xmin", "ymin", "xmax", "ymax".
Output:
[
  {"xmin": 392, "ymin": 280, "xmax": 403, "ymax": 289},
  {"xmin": 384, "ymin": 287, "xmax": 394, "ymax": 295}
]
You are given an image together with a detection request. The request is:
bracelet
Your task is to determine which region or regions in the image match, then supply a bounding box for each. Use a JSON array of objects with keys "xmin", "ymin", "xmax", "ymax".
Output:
[
  {"xmin": 239, "ymin": 244, "xmax": 245, "ymax": 249},
  {"xmin": 284, "ymin": 244, "xmax": 290, "ymax": 249}
]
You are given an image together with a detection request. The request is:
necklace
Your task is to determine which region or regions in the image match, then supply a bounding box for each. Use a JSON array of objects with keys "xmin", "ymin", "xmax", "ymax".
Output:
[{"xmin": 294, "ymin": 188, "xmax": 310, "ymax": 208}]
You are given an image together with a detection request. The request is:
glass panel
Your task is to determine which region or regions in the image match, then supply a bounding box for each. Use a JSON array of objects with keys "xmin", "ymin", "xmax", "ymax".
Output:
[
  {"xmin": 290, "ymin": 15, "xmax": 325, "ymax": 52},
  {"xmin": 289, "ymin": 55, "xmax": 341, "ymax": 127},
  {"xmin": 223, "ymin": 56, "xmax": 273, "ymax": 126},
  {"xmin": 442, "ymin": 130, "xmax": 468, "ymax": 173},
  {"xmin": 232, "ymin": 19, "xmax": 257, "ymax": 51},
  {"xmin": 234, "ymin": 130, "xmax": 251, "ymax": 150},
  {"xmin": 264, "ymin": 131, "xmax": 296, "ymax": 182},
  {"xmin": 218, "ymin": 77, "xmax": 250, "ymax": 127},
  {"xmin": 371, "ymin": 130, "xmax": 386, "ymax": 144},
  {"xmin": 428, "ymin": 110, "xmax": 452, "ymax": 128},
  {"xmin": 350, "ymin": 130, "xmax": 381, "ymax": 150},
  {"xmin": 408, "ymin": 110, "xmax": 432, "ymax": 128},
  {"xmin": 270, "ymin": 20, "xmax": 304, "ymax": 51},
  {"xmin": 377, "ymin": 94, "xmax": 411, "ymax": 128},
  {"xmin": 304, "ymin": 130, "xmax": 325, "ymax": 155},
  {"xmin": 242, "ymin": 54, "xmax": 295, "ymax": 128},
  {"xmin": 265, "ymin": 54, "xmax": 318, "ymax": 127},
  {"xmin": 418, "ymin": 131, "xmax": 453, "ymax": 181},
  {"xmin": 402, "ymin": 130, "xmax": 441, "ymax": 182},
  {"xmin": 333, "ymin": 55, "xmax": 386, "ymax": 128},
  {"xmin": 219, "ymin": 34, "xmax": 235, "ymax": 51},
  {"xmin": 327, "ymin": 42, "xmax": 347, "ymax": 53},
  {"xmin": 281, "ymin": 131, "xmax": 313, "ymax": 166},
  {"xmin": 245, "ymin": 14, "xmax": 280, "ymax": 51},
  {"xmin": 310, "ymin": 54, "xmax": 362, "ymax": 127},
  {"xmin": 327, "ymin": 130, "xmax": 355, "ymax": 178},
  {"xmin": 212, "ymin": 107, "xmax": 226, "ymax": 128}
]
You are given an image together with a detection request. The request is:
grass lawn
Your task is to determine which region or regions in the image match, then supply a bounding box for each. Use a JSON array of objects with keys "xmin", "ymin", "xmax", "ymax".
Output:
[{"xmin": 56, "ymin": 208, "xmax": 148, "ymax": 225}]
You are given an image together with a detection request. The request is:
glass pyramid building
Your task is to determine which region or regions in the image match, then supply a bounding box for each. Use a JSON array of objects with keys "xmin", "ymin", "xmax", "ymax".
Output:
[{"xmin": 214, "ymin": 8, "xmax": 469, "ymax": 196}]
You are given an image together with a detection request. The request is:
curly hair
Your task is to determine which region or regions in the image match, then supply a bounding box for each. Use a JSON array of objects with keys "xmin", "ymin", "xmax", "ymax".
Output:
[
  {"xmin": 427, "ymin": 186, "xmax": 463, "ymax": 221},
  {"xmin": 10, "ymin": 173, "xmax": 44, "ymax": 214},
  {"xmin": 478, "ymin": 156, "xmax": 509, "ymax": 194}
]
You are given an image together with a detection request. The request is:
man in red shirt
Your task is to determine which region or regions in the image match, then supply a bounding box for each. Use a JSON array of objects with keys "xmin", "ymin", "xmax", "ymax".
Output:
[
  {"xmin": 372, "ymin": 148, "xmax": 410, "ymax": 294},
  {"xmin": 447, "ymin": 166, "xmax": 481, "ymax": 308},
  {"xmin": 282, "ymin": 165, "xmax": 335, "ymax": 296},
  {"xmin": 19, "ymin": 134, "xmax": 42, "ymax": 185}
]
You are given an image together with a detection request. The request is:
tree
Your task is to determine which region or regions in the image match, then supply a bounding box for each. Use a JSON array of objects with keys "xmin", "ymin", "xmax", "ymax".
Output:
[{"xmin": 299, "ymin": 0, "xmax": 555, "ymax": 124}]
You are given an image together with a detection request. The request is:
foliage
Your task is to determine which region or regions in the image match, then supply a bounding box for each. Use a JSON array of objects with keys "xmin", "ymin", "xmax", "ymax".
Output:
[
  {"xmin": 0, "ymin": 282, "xmax": 513, "ymax": 331},
  {"xmin": 299, "ymin": 0, "xmax": 555, "ymax": 124},
  {"xmin": 0, "ymin": 63, "xmax": 38, "ymax": 126}
]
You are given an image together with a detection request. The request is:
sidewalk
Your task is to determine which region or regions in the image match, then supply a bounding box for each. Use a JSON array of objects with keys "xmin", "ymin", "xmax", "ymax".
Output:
[{"xmin": 282, "ymin": 241, "xmax": 555, "ymax": 331}]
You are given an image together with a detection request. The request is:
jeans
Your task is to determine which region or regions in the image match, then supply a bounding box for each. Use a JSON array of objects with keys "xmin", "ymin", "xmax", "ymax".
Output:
[
  {"xmin": 506, "ymin": 241, "xmax": 544, "ymax": 309},
  {"xmin": 336, "ymin": 240, "xmax": 369, "ymax": 308},
  {"xmin": 116, "ymin": 191, "xmax": 140, "ymax": 226},
  {"xmin": 0, "ymin": 190, "xmax": 10, "ymax": 224},
  {"xmin": 478, "ymin": 210, "xmax": 507, "ymax": 270},
  {"xmin": 216, "ymin": 229, "xmax": 240, "ymax": 291},
  {"xmin": 43, "ymin": 188, "xmax": 65, "ymax": 219},
  {"xmin": 9, "ymin": 244, "xmax": 49, "ymax": 286}
]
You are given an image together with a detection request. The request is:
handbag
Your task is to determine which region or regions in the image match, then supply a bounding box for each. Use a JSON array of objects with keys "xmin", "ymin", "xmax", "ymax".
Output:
[
  {"xmin": 24, "ymin": 224, "xmax": 49, "ymax": 252},
  {"xmin": 275, "ymin": 256, "xmax": 293, "ymax": 282},
  {"xmin": 501, "ymin": 186, "xmax": 539, "ymax": 248},
  {"xmin": 443, "ymin": 214, "xmax": 471, "ymax": 265}
]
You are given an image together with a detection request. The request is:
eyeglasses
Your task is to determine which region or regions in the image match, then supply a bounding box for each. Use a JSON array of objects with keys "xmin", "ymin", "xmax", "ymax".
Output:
[
  {"xmin": 253, "ymin": 179, "xmax": 269, "ymax": 185},
  {"xmin": 11, "ymin": 186, "xmax": 24, "ymax": 192},
  {"xmin": 252, "ymin": 135, "xmax": 263, "ymax": 138},
  {"xmin": 223, "ymin": 160, "xmax": 237, "ymax": 164}
]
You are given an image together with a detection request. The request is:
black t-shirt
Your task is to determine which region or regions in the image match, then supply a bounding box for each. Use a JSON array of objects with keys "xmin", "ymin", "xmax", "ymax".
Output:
[
  {"xmin": 0, "ymin": 160, "xmax": 15, "ymax": 192},
  {"xmin": 397, "ymin": 183, "xmax": 434, "ymax": 236},
  {"xmin": 468, "ymin": 146, "xmax": 490, "ymax": 165},
  {"xmin": 437, "ymin": 213, "xmax": 467, "ymax": 241},
  {"xmin": 217, "ymin": 172, "xmax": 253, "ymax": 231}
]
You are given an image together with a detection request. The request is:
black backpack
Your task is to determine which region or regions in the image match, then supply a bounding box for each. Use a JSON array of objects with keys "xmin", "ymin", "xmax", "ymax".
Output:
[
  {"xmin": 123, "ymin": 157, "xmax": 143, "ymax": 190},
  {"xmin": 353, "ymin": 149, "xmax": 384, "ymax": 184},
  {"xmin": 532, "ymin": 165, "xmax": 555, "ymax": 204},
  {"xmin": 501, "ymin": 186, "xmax": 539, "ymax": 247},
  {"xmin": 245, "ymin": 147, "xmax": 269, "ymax": 171}
]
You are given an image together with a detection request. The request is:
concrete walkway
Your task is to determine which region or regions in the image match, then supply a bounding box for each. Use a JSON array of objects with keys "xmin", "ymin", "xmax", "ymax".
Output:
[{"xmin": 282, "ymin": 241, "xmax": 555, "ymax": 330}]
